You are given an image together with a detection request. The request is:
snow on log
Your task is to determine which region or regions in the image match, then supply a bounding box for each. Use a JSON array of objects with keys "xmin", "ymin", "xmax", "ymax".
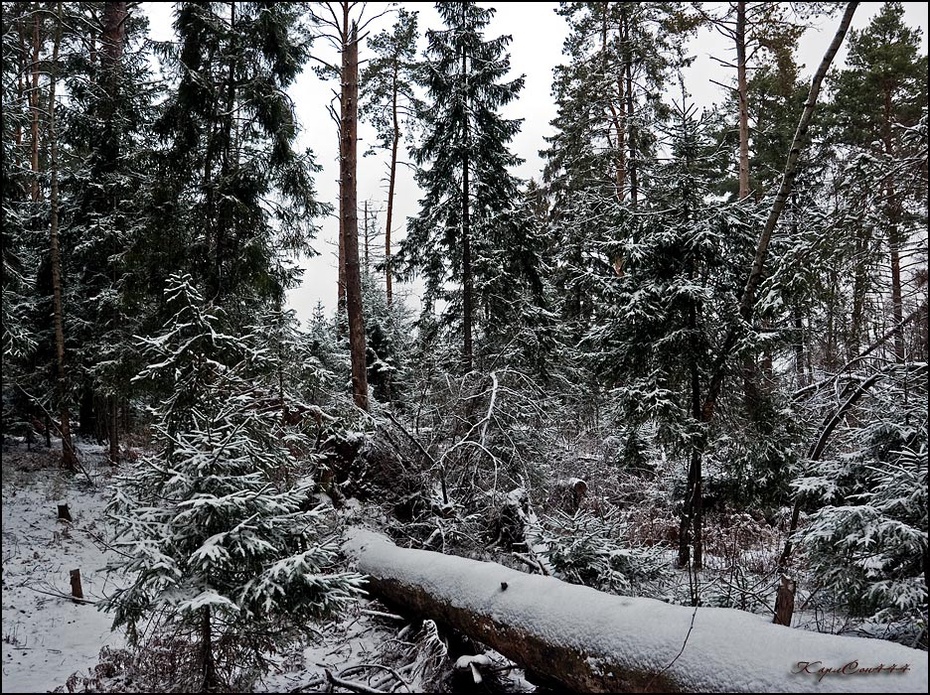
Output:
[{"xmin": 345, "ymin": 530, "xmax": 927, "ymax": 693}]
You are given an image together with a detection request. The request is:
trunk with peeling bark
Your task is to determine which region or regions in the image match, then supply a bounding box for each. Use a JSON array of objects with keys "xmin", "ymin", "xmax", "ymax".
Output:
[
  {"xmin": 736, "ymin": 0, "xmax": 750, "ymax": 200},
  {"xmin": 385, "ymin": 60, "xmax": 399, "ymax": 306},
  {"xmin": 340, "ymin": 18, "xmax": 368, "ymax": 410},
  {"xmin": 47, "ymin": 4, "xmax": 77, "ymax": 471}
]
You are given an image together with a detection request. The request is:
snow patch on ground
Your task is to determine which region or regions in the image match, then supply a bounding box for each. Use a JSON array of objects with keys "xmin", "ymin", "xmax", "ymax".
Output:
[{"xmin": 2, "ymin": 442, "xmax": 126, "ymax": 693}]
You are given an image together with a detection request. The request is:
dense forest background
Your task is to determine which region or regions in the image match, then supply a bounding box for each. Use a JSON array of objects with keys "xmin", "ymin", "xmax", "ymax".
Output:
[{"xmin": 1, "ymin": 1, "xmax": 927, "ymax": 692}]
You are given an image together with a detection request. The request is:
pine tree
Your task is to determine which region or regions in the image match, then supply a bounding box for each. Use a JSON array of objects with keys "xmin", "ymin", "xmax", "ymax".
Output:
[
  {"xmin": 360, "ymin": 7, "xmax": 421, "ymax": 306},
  {"xmin": 399, "ymin": 1, "xmax": 525, "ymax": 372},
  {"xmin": 104, "ymin": 274, "xmax": 363, "ymax": 691},
  {"xmin": 546, "ymin": 3, "xmax": 690, "ymax": 204},
  {"xmin": 695, "ymin": 2, "xmax": 836, "ymax": 201},
  {"xmin": 542, "ymin": 2, "xmax": 689, "ymax": 342},
  {"xmin": 829, "ymin": 2, "xmax": 927, "ymax": 364},
  {"xmin": 307, "ymin": 1, "xmax": 375, "ymax": 409}
]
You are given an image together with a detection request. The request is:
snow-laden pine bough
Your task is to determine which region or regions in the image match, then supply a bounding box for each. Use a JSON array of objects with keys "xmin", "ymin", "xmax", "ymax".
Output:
[{"xmin": 345, "ymin": 530, "xmax": 927, "ymax": 694}]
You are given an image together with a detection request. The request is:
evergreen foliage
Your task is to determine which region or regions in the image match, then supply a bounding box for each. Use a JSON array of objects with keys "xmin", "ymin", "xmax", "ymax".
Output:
[
  {"xmin": 133, "ymin": 1, "xmax": 324, "ymax": 323},
  {"xmin": 104, "ymin": 274, "xmax": 363, "ymax": 690},
  {"xmin": 534, "ymin": 507, "xmax": 670, "ymax": 596},
  {"xmin": 796, "ymin": 365, "xmax": 927, "ymax": 645},
  {"xmin": 1, "ymin": 2, "xmax": 928, "ymax": 679},
  {"xmin": 399, "ymin": 1, "xmax": 538, "ymax": 371}
]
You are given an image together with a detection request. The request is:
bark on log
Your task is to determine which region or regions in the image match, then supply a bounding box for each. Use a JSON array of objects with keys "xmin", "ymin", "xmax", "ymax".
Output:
[
  {"xmin": 773, "ymin": 575, "xmax": 796, "ymax": 627},
  {"xmin": 346, "ymin": 531, "xmax": 927, "ymax": 694}
]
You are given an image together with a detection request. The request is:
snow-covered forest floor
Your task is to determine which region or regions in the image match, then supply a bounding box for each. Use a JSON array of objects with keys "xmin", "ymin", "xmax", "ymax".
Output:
[
  {"xmin": 1, "ymin": 438, "xmax": 540, "ymax": 694},
  {"xmin": 2, "ymin": 441, "xmax": 119, "ymax": 693},
  {"xmin": 3, "ymin": 433, "xmax": 922, "ymax": 693}
]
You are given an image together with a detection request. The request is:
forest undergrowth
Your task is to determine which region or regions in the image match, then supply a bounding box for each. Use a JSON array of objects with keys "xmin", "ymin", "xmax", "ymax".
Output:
[{"xmin": 4, "ymin": 390, "xmax": 921, "ymax": 695}]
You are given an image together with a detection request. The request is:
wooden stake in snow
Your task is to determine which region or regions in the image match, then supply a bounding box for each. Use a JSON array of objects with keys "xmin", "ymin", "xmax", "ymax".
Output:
[
  {"xmin": 57, "ymin": 503, "xmax": 72, "ymax": 522},
  {"xmin": 69, "ymin": 569, "xmax": 83, "ymax": 601}
]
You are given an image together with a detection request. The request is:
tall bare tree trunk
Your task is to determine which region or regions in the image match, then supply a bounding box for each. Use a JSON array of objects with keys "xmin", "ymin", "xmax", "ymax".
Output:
[
  {"xmin": 363, "ymin": 199, "xmax": 370, "ymax": 274},
  {"xmin": 848, "ymin": 222, "xmax": 870, "ymax": 362},
  {"xmin": 47, "ymin": 2, "xmax": 76, "ymax": 470},
  {"xmin": 384, "ymin": 60, "xmax": 400, "ymax": 306},
  {"xmin": 601, "ymin": 6, "xmax": 626, "ymax": 202},
  {"xmin": 337, "ymin": 202, "xmax": 346, "ymax": 332},
  {"xmin": 30, "ymin": 13, "xmax": 41, "ymax": 202},
  {"xmin": 341, "ymin": 17, "xmax": 368, "ymax": 410},
  {"xmin": 883, "ymin": 87, "xmax": 906, "ymax": 364},
  {"xmin": 460, "ymin": 8, "xmax": 473, "ymax": 372},
  {"xmin": 621, "ymin": 7, "xmax": 638, "ymax": 207},
  {"xmin": 337, "ymin": 25, "xmax": 348, "ymax": 328},
  {"xmin": 101, "ymin": 0, "xmax": 128, "ymax": 465},
  {"xmin": 678, "ymin": 227, "xmax": 703, "ymax": 573},
  {"xmin": 736, "ymin": 0, "xmax": 750, "ymax": 200},
  {"xmin": 462, "ymin": 142, "xmax": 473, "ymax": 371},
  {"xmin": 200, "ymin": 606, "xmax": 217, "ymax": 691},
  {"xmin": 101, "ymin": 2, "xmax": 127, "ymax": 64}
]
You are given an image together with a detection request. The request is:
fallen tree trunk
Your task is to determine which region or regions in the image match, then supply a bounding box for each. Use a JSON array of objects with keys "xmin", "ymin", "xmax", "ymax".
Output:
[{"xmin": 346, "ymin": 531, "xmax": 927, "ymax": 693}]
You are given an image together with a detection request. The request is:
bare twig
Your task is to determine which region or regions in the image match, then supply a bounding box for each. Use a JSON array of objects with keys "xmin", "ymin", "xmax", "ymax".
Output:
[
  {"xmin": 511, "ymin": 551, "xmax": 549, "ymax": 576},
  {"xmin": 25, "ymin": 585, "xmax": 97, "ymax": 605},
  {"xmin": 381, "ymin": 411, "xmax": 436, "ymax": 466},
  {"xmin": 339, "ymin": 663, "xmax": 411, "ymax": 693},
  {"xmin": 325, "ymin": 668, "xmax": 388, "ymax": 694},
  {"xmin": 287, "ymin": 674, "xmax": 326, "ymax": 693},
  {"xmin": 644, "ymin": 604, "xmax": 699, "ymax": 691},
  {"xmin": 359, "ymin": 608, "xmax": 406, "ymax": 621},
  {"xmin": 381, "ymin": 411, "xmax": 447, "ymax": 505},
  {"xmin": 77, "ymin": 527, "xmax": 132, "ymax": 558}
]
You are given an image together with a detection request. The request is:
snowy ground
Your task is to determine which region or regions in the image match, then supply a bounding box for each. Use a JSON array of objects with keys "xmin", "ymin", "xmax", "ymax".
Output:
[
  {"xmin": 4, "ymin": 438, "xmax": 923, "ymax": 693},
  {"xmin": 1, "ymin": 440, "xmax": 124, "ymax": 693},
  {"xmin": 0, "ymin": 439, "xmax": 529, "ymax": 693}
]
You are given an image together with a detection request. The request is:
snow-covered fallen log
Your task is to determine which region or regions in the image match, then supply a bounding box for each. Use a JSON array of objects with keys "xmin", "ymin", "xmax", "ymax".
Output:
[{"xmin": 345, "ymin": 530, "xmax": 927, "ymax": 693}]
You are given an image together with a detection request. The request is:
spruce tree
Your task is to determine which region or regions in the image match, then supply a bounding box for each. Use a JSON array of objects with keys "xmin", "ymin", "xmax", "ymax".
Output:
[
  {"xmin": 585, "ymin": 98, "xmax": 756, "ymax": 572},
  {"xmin": 399, "ymin": 1, "xmax": 525, "ymax": 372},
  {"xmin": 59, "ymin": 2, "xmax": 156, "ymax": 460},
  {"xmin": 1, "ymin": 2, "xmax": 38, "ymax": 373},
  {"xmin": 132, "ymin": 2, "xmax": 324, "ymax": 325},
  {"xmin": 104, "ymin": 274, "xmax": 363, "ymax": 691}
]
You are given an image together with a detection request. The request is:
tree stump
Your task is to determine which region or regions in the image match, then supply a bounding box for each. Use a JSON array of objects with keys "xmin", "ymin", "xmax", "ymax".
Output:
[
  {"xmin": 773, "ymin": 575, "xmax": 796, "ymax": 626},
  {"xmin": 70, "ymin": 569, "xmax": 84, "ymax": 601},
  {"xmin": 57, "ymin": 503, "xmax": 72, "ymax": 522},
  {"xmin": 547, "ymin": 478, "xmax": 588, "ymax": 514}
]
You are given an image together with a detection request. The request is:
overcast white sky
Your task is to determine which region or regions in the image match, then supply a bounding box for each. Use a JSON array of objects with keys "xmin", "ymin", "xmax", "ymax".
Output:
[{"xmin": 143, "ymin": 2, "xmax": 928, "ymax": 325}]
